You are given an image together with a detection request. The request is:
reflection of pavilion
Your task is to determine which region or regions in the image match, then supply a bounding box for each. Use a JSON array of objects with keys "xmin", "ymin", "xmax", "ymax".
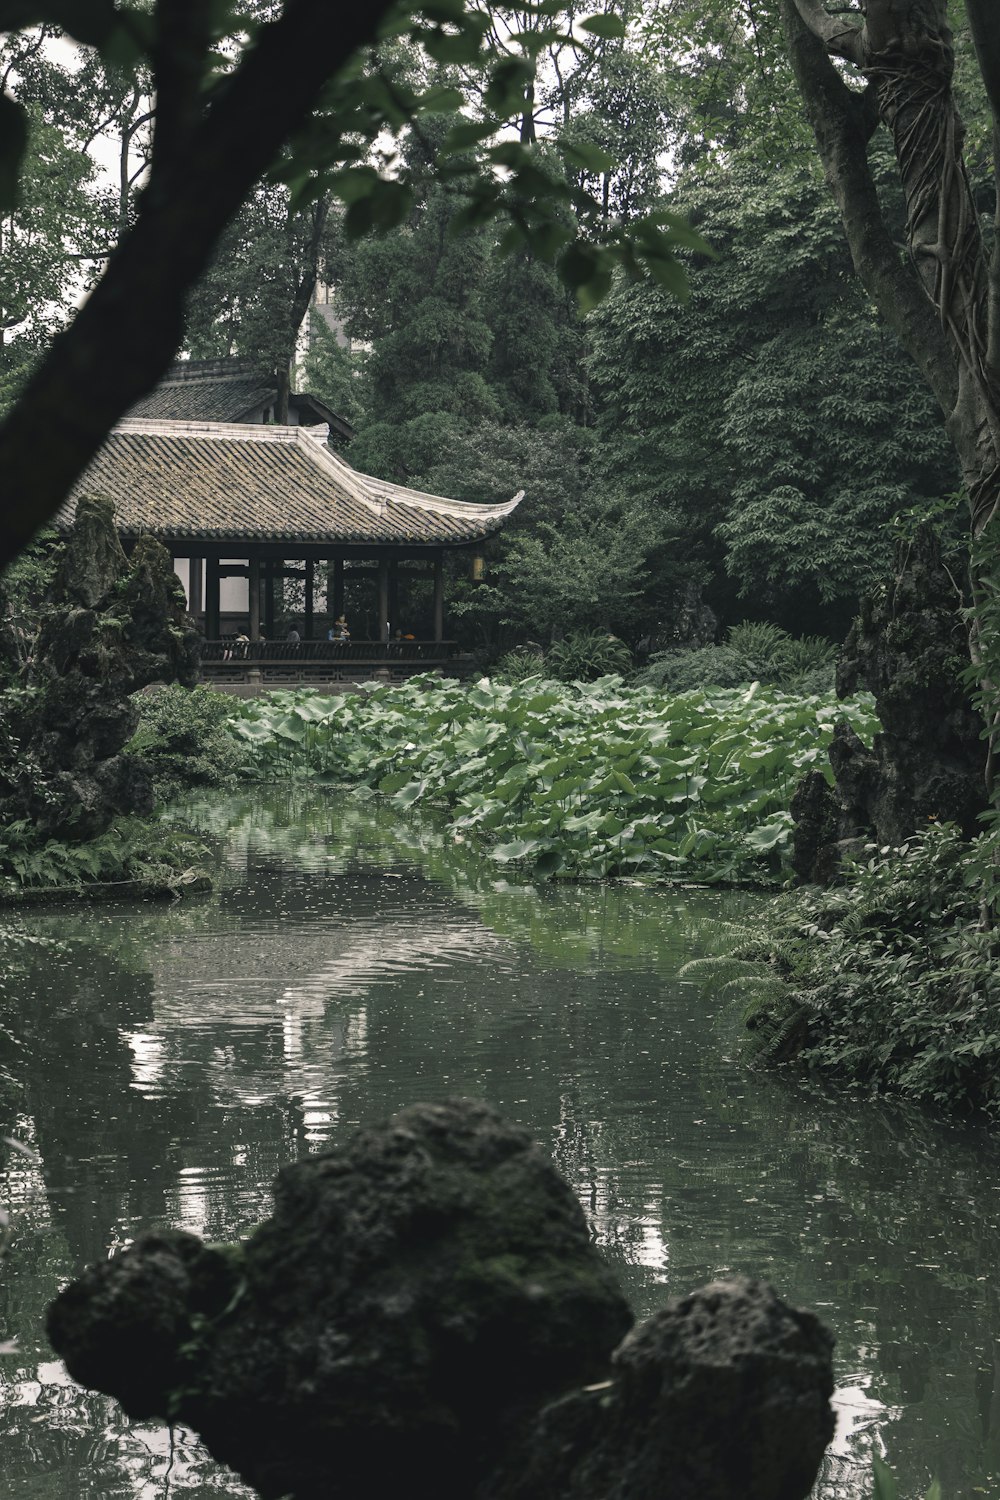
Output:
[{"xmin": 131, "ymin": 913, "xmax": 510, "ymax": 1154}]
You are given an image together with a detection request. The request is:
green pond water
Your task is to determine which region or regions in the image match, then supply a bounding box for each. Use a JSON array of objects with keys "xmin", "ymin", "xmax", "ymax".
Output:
[{"xmin": 1, "ymin": 786, "xmax": 999, "ymax": 1499}]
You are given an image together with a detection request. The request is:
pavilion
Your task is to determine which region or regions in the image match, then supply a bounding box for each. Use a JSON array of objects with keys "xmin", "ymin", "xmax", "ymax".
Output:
[{"xmin": 62, "ymin": 414, "xmax": 523, "ymax": 679}]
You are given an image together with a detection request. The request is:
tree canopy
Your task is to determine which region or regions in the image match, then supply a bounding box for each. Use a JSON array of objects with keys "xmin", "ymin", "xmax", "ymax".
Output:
[{"xmin": 0, "ymin": 0, "xmax": 702, "ymax": 573}]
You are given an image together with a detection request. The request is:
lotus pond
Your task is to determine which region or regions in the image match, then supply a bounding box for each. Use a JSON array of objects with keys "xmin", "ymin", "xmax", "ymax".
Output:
[
  {"xmin": 1, "ymin": 785, "xmax": 999, "ymax": 1499},
  {"xmin": 229, "ymin": 675, "xmax": 879, "ymax": 883}
]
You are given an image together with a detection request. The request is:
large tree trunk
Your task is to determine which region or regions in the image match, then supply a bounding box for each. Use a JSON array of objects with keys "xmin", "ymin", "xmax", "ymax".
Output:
[{"xmin": 782, "ymin": 0, "xmax": 1000, "ymax": 817}]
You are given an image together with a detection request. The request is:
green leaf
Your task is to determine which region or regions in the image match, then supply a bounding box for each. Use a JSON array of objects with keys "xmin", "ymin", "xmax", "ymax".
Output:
[
  {"xmin": 417, "ymin": 85, "xmax": 465, "ymax": 113},
  {"xmin": 485, "ymin": 57, "xmax": 534, "ymax": 114},
  {"xmin": 492, "ymin": 837, "xmax": 542, "ymax": 861},
  {"xmin": 872, "ymin": 1456, "xmax": 899, "ymax": 1500},
  {"xmin": 441, "ymin": 118, "xmax": 498, "ymax": 154},
  {"xmin": 639, "ymin": 250, "xmax": 690, "ymax": 301},
  {"xmin": 423, "ymin": 25, "xmax": 488, "ymax": 63},
  {"xmin": 744, "ymin": 821, "xmax": 790, "ymax": 853},
  {"xmin": 578, "ymin": 13, "xmax": 627, "ymax": 37},
  {"xmin": 560, "ymin": 139, "xmax": 615, "ymax": 174}
]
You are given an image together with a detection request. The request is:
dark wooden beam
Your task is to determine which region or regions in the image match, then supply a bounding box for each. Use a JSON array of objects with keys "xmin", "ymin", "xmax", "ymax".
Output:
[
  {"xmin": 377, "ymin": 557, "xmax": 390, "ymax": 644},
  {"xmin": 188, "ymin": 556, "xmax": 203, "ymax": 614},
  {"xmin": 305, "ymin": 557, "xmax": 315, "ymax": 639},
  {"xmin": 433, "ymin": 551, "xmax": 444, "ymax": 643},
  {"xmin": 205, "ymin": 557, "xmax": 221, "ymax": 639},
  {"xmin": 249, "ymin": 556, "xmax": 261, "ymax": 641}
]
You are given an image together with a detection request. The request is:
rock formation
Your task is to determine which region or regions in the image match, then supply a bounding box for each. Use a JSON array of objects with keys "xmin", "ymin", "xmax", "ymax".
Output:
[
  {"xmin": 792, "ymin": 528, "xmax": 985, "ymax": 882},
  {"xmin": 0, "ymin": 496, "xmax": 199, "ymax": 840},
  {"xmin": 48, "ymin": 1099, "xmax": 835, "ymax": 1500}
]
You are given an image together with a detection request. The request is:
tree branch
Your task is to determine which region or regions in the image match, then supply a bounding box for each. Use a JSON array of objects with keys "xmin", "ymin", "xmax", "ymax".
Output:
[
  {"xmin": 0, "ymin": 0, "xmax": 398, "ymax": 572},
  {"xmin": 148, "ymin": 0, "xmax": 211, "ymax": 177},
  {"xmin": 792, "ymin": 0, "xmax": 865, "ymax": 67},
  {"xmin": 780, "ymin": 0, "xmax": 957, "ymax": 414}
]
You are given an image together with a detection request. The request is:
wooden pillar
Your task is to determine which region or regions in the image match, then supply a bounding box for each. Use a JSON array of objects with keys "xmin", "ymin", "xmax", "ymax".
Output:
[
  {"xmin": 265, "ymin": 560, "xmax": 276, "ymax": 636},
  {"xmin": 188, "ymin": 557, "xmax": 203, "ymax": 615},
  {"xmin": 304, "ymin": 558, "xmax": 315, "ymax": 640},
  {"xmin": 330, "ymin": 556, "xmax": 344, "ymax": 619},
  {"xmin": 433, "ymin": 551, "xmax": 444, "ymax": 642},
  {"xmin": 388, "ymin": 558, "xmax": 399, "ymax": 634},
  {"xmin": 377, "ymin": 556, "xmax": 390, "ymax": 643},
  {"xmin": 249, "ymin": 556, "xmax": 261, "ymax": 641},
  {"xmin": 206, "ymin": 558, "xmax": 221, "ymax": 639}
]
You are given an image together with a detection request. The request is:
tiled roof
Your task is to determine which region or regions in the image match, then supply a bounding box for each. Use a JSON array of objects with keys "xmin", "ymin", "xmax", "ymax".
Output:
[
  {"xmin": 127, "ymin": 374, "xmax": 278, "ymax": 423},
  {"xmin": 125, "ymin": 360, "xmax": 354, "ymax": 441},
  {"xmin": 64, "ymin": 420, "xmax": 524, "ymax": 546}
]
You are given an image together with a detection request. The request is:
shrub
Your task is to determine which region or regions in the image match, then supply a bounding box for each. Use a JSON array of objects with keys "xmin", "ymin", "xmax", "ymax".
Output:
[
  {"xmin": 543, "ymin": 630, "xmax": 633, "ymax": 682},
  {"xmin": 0, "ymin": 815, "xmax": 211, "ymax": 896},
  {"xmin": 127, "ymin": 684, "xmax": 248, "ymax": 796},
  {"xmin": 639, "ymin": 644, "xmax": 752, "ymax": 692},
  {"xmin": 639, "ymin": 625, "xmax": 836, "ymax": 695},
  {"xmin": 492, "ymin": 646, "xmax": 547, "ymax": 685},
  {"xmin": 683, "ymin": 823, "xmax": 1000, "ymax": 1113}
]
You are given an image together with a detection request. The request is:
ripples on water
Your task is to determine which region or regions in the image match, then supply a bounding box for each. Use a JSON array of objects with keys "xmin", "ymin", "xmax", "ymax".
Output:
[{"xmin": 1, "ymin": 786, "xmax": 999, "ymax": 1497}]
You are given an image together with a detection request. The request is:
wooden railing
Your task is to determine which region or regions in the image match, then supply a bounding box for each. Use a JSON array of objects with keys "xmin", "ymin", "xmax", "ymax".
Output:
[{"xmin": 199, "ymin": 638, "xmax": 461, "ymax": 683}]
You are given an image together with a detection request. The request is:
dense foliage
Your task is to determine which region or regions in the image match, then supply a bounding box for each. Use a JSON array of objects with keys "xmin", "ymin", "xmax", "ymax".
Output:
[
  {"xmin": 587, "ymin": 150, "xmax": 957, "ymax": 633},
  {"xmin": 0, "ymin": 814, "xmax": 210, "ymax": 899},
  {"xmin": 684, "ymin": 823, "xmax": 1000, "ymax": 1114},
  {"xmin": 127, "ymin": 684, "xmax": 251, "ymax": 799},
  {"xmin": 639, "ymin": 622, "xmax": 836, "ymax": 696},
  {"xmin": 229, "ymin": 676, "xmax": 877, "ymax": 884}
]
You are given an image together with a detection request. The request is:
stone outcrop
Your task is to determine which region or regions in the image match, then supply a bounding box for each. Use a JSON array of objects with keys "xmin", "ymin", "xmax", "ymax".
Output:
[
  {"xmin": 792, "ymin": 528, "xmax": 986, "ymax": 881},
  {"xmin": 48, "ymin": 1099, "xmax": 835, "ymax": 1500},
  {"xmin": 0, "ymin": 496, "xmax": 199, "ymax": 840},
  {"xmin": 486, "ymin": 1278, "xmax": 835, "ymax": 1500}
]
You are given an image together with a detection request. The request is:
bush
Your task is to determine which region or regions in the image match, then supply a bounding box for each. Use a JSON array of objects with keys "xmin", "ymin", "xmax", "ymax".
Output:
[
  {"xmin": 685, "ymin": 823, "xmax": 1000, "ymax": 1114},
  {"xmin": 542, "ymin": 631, "xmax": 633, "ymax": 683},
  {"xmin": 0, "ymin": 815, "xmax": 211, "ymax": 896},
  {"xmin": 127, "ymin": 684, "xmax": 248, "ymax": 796},
  {"xmin": 492, "ymin": 646, "xmax": 547, "ymax": 685},
  {"xmin": 639, "ymin": 644, "xmax": 752, "ymax": 692},
  {"xmin": 639, "ymin": 625, "xmax": 836, "ymax": 695},
  {"xmin": 492, "ymin": 632, "xmax": 634, "ymax": 686}
]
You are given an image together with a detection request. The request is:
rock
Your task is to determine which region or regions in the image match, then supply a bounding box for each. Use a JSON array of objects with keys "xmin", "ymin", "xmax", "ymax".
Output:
[
  {"xmin": 47, "ymin": 1100, "xmax": 835, "ymax": 1500},
  {"xmin": 485, "ymin": 1278, "xmax": 835, "ymax": 1500},
  {"xmin": 0, "ymin": 496, "xmax": 200, "ymax": 841},
  {"xmin": 49, "ymin": 1100, "xmax": 633, "ymax": 1500},
  {"xmin": 792, "ymin": 527, "xmax": 986, "ymax": 881}
]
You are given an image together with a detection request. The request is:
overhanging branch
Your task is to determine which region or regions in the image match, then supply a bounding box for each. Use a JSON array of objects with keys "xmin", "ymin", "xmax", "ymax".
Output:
[{"xmin": 0, "ymin": 0, "xmax": 397, "ymax": 572}]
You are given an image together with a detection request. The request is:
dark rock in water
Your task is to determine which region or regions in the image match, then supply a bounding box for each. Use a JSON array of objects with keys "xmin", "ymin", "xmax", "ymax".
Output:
[
  {"xmin": 0, "ymin": 496, "xmax": 200, "ymax": 841},
  {"xmin": 484, "ymin": 1277, "xmax": 835, "ymax": 1500},
  {"xmin": 792, "ymin": 527, "xmax": 985, "ymax": 882},
  {"xmin": 48, "ymin": 1099, "xmax": 835, "ymax": 1500}
]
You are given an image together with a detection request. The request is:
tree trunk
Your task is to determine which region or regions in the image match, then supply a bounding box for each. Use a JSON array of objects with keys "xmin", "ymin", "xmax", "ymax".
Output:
[{"xmin": 782, "ymin": 0, "xmax": 1000, "ymax": 817}]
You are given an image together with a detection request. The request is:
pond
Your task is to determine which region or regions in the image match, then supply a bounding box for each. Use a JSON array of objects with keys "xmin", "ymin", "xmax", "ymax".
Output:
[{"xmin": 1, "ymin": 785, "xmax": 999, "ymax": 1499}]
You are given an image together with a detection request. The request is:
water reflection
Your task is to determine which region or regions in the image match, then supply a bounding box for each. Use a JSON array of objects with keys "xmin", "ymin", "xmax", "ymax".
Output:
[{"xmin": 0, "ymin": 784, "xmax": 998, "ymax": 1498}]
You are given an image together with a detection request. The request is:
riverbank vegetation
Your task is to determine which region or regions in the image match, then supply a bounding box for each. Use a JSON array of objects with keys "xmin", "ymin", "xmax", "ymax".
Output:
[
  {"xmin": 229, "ymin": 676, "xmax": 877, "ymax": 884},
  {"xmin": 686, "ymin": 823, "xmax": 1000, "ymax": 1115}
]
